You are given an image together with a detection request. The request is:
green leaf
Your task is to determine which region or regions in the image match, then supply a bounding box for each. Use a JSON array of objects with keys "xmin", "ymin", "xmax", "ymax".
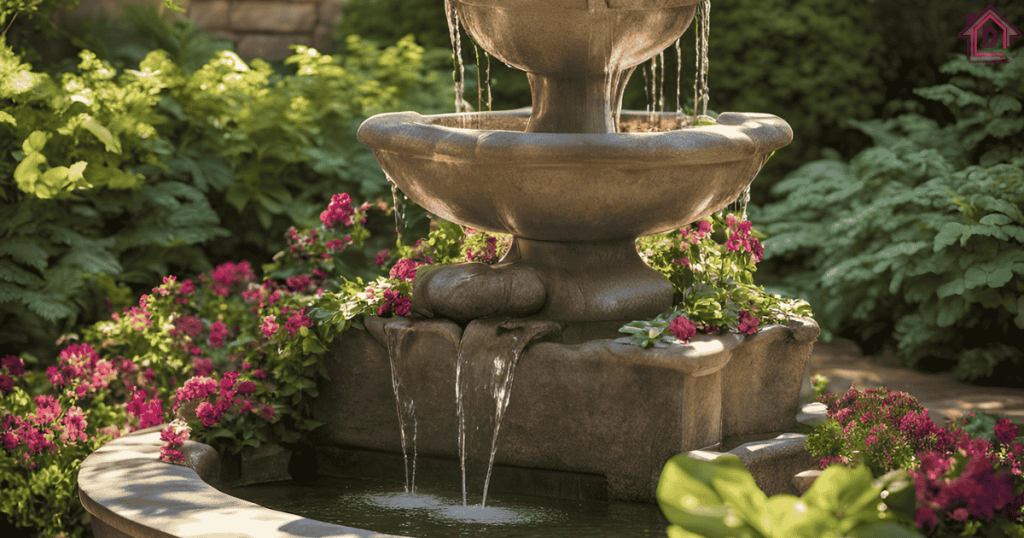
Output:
[
  {"xmin": 21, "ymin": 291, "xmax": 77, "ymax": 322},
  {"xmin": 847, "ymin": 521, "xmax": 924, "ymax": 538},
  {"xmin": 0, "ymin": 239, "xmax": 49, "ymax": 271},
  {"xmin": 1016, "ymin": 296, "xmax": 1024, "ymax": 330},
  {"xmin": 656, "ymin": 455, "xmax": 762, "ymax": 538},
  {"xmin": 0, "ymin": 110, "xmax": 15, "ymax": 125},
  {"xmin": 933, "ymin": 222, "xmax": 965, "ymax": 251},
  {"xmin": 979, "ymin": 214, "xmax": 1013, "ymax": 226},
  {"xmin": 81, "ymin": 116, "xmax": 122, "ymax": 154},
  {"xmin": 302, "ymin": 336, "xmax": 326, "ymax": 354}
]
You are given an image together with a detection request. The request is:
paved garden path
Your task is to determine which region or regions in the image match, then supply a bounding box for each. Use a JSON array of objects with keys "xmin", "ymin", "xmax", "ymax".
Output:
[{"xmin": 807, "ymin": 338, "xmax": 1024, "ymax": 429}]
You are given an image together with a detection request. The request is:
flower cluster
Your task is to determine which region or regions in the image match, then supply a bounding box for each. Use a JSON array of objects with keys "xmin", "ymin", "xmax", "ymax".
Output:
[
  {"xmin": 158, "ymin": 419, "xmax": 192, "ymax": 464},
  {"xmin": 389, "ymin": 257, "xmax": 429, "ymax": 283},
  {"xmin": 320, "ymin": 192, "xmax": 356, "ymax": 228},
  {"xmin": 723, "ymin": 213, "xmax": 764, "ymax": 262},
  {"xmin": 808, "ymin": 386, "xmax": 959, "ymax": 476},
  {"xmin": 1, "ymin": 394, "xmax": 90, "ymax": 469},
  {"xmin": 204, "ymin": 261, "xmax": 255, "ymax": 296},
  {"xmin": 45, "ymin": 343, "xmax": 119, "ymax": 399},
  {"xmin": 911, "ymin": 418, "xmax": 1023, "ymax": 535},
  {"xmin": 1, "ymin": 354, "xmax": 24, "ymax": 396},
  {"xmin": 630, "ymin": 210, "xmax": 814, "ymax": 346},
  {"xmin": 464, "ymin": 227, "xmax": 509, "ymax": 263}
]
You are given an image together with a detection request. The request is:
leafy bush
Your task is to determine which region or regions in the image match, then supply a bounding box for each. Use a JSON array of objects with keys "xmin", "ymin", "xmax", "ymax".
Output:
[
  {"xmin": 749, "ymin": 44, "xmax": 1024, "ymax": 385},
  {"xmin": 1, "ymin": 16, "xmax": 448, "ymax": 362}
]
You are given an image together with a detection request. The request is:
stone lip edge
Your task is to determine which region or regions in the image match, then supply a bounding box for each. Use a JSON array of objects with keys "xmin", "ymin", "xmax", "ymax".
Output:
[
  {"xmin": 357, "ymin": 108, "xmax": 791, "ymax": 164},
  {"xmin": 686, "ymin": 402, "xmax": 828, "ymax": 496},
  {"xmin": 78, "ymin": 428, "xmax": 409, "ymax": 538}
]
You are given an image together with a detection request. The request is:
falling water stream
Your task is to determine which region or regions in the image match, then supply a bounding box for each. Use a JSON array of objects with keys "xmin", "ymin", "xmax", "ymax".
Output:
[
  {"xmin": 384, "ymin": 326, "xmax": 418, "ymax": 493},
  {"xmin": 693, "ymin": 0, "xmax": 711, "ymax": 121}
]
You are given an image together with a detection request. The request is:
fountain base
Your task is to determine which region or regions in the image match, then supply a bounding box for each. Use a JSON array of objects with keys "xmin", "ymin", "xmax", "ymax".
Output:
[{"xmin": 413, "ymin": 237, "xmax": 674, "ymax": 339}]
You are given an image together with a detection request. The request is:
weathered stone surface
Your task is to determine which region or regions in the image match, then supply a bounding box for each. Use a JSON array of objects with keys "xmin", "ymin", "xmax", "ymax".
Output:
[
  {"xmin": 721, "ymin": 316, "xmax": 819, "ymax": 437},
  {"xmin": 312, "ymin": 23, "xmax": 333, "ymax": 52},
  {"xmin": 236, "ymin": 33, "xmax": 311, "ymax": 61},
  {"xmin": 188, "ymin": 0, "xmax": 230, "ymax": 30},
  {"xmin": 317, "ymin": 0, "xmax": 345, "ymax": 25},
  {"xmin": 412, "ymin": 262, "xmax": 547, "ymax": 322},
  {"xmin": 688, "ymin": 433, "xmax": 816, "ymax": 497},
  {"xmin": 311, "ymin": 315, "xmax": 740, "ymax": 502},
  {"xmin": 230, "ymin": 1, "xmax": 316, "ymax": 32},
  {"xmin": 793, "ymin": 469, "xmax": 823, "ymax": 496}
]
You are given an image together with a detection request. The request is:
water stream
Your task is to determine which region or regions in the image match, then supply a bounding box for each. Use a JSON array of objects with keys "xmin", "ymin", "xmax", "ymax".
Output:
[
  {"xmin": 384, "ymin": 325, "xmax": 419, "ymax": 493},
  {"xmin": 443, "ymin": 0, "xmax": 468, "ymax": 126},
  {"xmin": 694, "ymin": 0, "xmax": 711, "ymax": 121}
]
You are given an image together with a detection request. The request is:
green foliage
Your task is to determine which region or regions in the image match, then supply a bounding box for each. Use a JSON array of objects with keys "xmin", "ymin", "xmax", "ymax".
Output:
[
  {"xmin": 656, "ymin": 453, "xmax": 921, "ymax": 538},
  {"xmin": 627, "ymin": 211, "xmax": 814, "ymax": 348},
  {"xmin": 1, "ymin": 15, "xmax": 450, "ymax": 359},
  {"xmin": 749, "ymin": 45, "xmax": 1024, "ymax": 385}
]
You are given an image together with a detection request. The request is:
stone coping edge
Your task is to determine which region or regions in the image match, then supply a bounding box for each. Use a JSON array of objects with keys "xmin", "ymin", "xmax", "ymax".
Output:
[{"xmin": 78, "ymin": 426, "xmax": 408, "ymax": 538}]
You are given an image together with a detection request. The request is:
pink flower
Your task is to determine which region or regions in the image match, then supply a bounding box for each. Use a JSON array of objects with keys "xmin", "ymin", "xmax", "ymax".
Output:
[
  {"xmin": 237, "ymin": 381, "xmax": 257, "ymax": 395},
  {"xmin": 253, "ymin": 369, "xmax": 267, "ymax": 380},
  {"xmin": 737, "ymin": 310, "xmax": 760, "ymax": 335},
  {"xmin": 2, "ymin": 355, "xmax": 24, "ymax": 376},
  {"xmin": 995, "ymin": 418, "xmax": 1019, "ymax": 446},
  {"xmin": 193, "ymin": 357, "xmax": 214, "ymax": 378},
  {"xmin": 726, "ymin": 233, "xmax": 746, "ymax": 252},
  {"xmin": 286, "ymin": 274, "xmax": 313, "ymax": 292},
  {"xmin": 726, "ymin": 214, "xmax": 738, "ymax": 230},
  {"xmin": 0, "ymin": 374, "xmax": 12, "ymax": 395},
  {"xmin": 949, "ymin": 507, "xmax": 969, "ymax": 522},
  {"xmin": 175, "ymin": 376, "xmax": 218, "ymax": 406},
  {"xmin": 139, "ymin": 398, "xmax": 164, "ymax": 428},
  {"xmin": 864, "ymin": 434, "xmax": 879, "ymax": 447},
  {"xmin": 179, "ymin": 279, "xmax": 195, "ymax": 295},
  {"xmin": 737, "ymin": 220, "xmax": 752, "ymax": 235},
  {"xmin": 377, "ymin": 289, "xmax": 411, "ymax": 317},
  {"xmin": 697, "ymin": 220, "xmax": 712, "ymax": 234},
  {"xmin": 669, "ymin": 316, "xmax": 697, "ymax": 343},
  {"xmin": 285, "ymin": 308, "xmax": 313, "ymax": 337},
  {"xmin": 374, "ymin": 250, "xmax": 390, "ymax": 267},
  {"xmin": 325, "ymin": 239, "xmax": 347, "ymax": 251},
  {"xmin": 390, "ymin": 258, "xmax": 424, "ymax": 283},
  {"xmin": 208, "ymin": 261, "xmax": 254, "ymax": 296},
  {"xmin": 320, "ymin": 193, "xmax": 355, "ymax": 228},
  {"xmin": 673, "ymin": 258, "xmax": 690, "ymax": 268},
  {"xmin": 174, "ymin": 316, "xmax": 204, "ymax": 338},
  {"xmin": 60, "ymin": 406, "xmax": 88, "ymax": 444},
  {"xmin": 208, "ymin": 321, "xmax": 229, "ymax": 348},
  {"xmin": 261, "ymin": 315, "xmax": 279, "ymax": 338},
  {"xmin": 195, "ymin": 401, "xmax": 223, "ymax": 427},
  {"xmin": 259, "ymin": 404, "xmax": 276, "ymax": 421},
  {"xmin": 32, "ymin": 395, "xmax": 61, "ymax": 425},
  {"xmin": 46, "ymin": 366, "xmax": 64, "ymax": 387},
  {"xmin": 242, "ymin": 362, "xmax": 252, "ymax": 372},
  {"xmin": 915, "ymin": 505, "xmax": 938, "ymax": 533},
  {"xmin": 750, "ymin": 239, "xmax": 764, "ymax": 263},
  {"xmin": 159, "ymin": 446, "xmax": 184, "ymax": 464}
]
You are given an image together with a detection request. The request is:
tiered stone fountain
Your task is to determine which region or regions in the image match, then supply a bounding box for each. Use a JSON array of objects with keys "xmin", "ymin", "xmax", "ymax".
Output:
[{"xmin": 78, "ymin": 1, "xmax": 821, "ymax": 536}]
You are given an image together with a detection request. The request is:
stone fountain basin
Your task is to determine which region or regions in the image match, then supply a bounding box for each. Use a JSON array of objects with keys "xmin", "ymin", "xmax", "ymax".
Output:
[{"xmin": 357, "ymin": 109, "xmax": 792, "ymax": 242}]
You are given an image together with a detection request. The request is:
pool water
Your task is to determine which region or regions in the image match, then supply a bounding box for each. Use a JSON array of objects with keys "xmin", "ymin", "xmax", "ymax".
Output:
[{"xmin": 223, "ymin": 475, "xmax": 669, "ymax": 538}]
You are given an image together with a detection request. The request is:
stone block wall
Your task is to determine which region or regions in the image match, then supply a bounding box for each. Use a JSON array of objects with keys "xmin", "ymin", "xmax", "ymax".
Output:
[
  {"xmin": 188, "ymin": 0, "xmax": 347, "ymax": 60},
  {"xmin": 58, "ymin": 0, "xmax": 348, "ymax": 61}
]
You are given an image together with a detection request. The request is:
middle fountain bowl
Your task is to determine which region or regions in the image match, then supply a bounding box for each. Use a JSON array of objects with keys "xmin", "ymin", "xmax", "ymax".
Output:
[{"xmin": 357, "ymin": 109, "xmax": 792, "ymax": 336}]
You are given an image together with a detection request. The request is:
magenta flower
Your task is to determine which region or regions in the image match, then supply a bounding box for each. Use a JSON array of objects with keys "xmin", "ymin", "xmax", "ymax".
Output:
[
  {"xmin": 284, "ymin": 308, "xmax": 313, "ymax": 337},
  {"xmin": 261, "ymin": 315, "xmax": 279, "ymax": 338},
  {"xmin": 208, "ymin": 320, "xmax": 229, "ymax": 348},
  {"xmin": 737, "ymin": 310, "xmax": 760, "ymax": 335},
  {"xmin": 208, "ymin": 261, "xmax": 255, "ymax": 296},
  {"xmin": 237, "ymin": 381, "xmax": 257, "ymax": 395},
  {"xmin": 725, "ymin": 233, "xmax": 746, "ymax": 252},
  {"xmin": 175, "ymin": 376, "xmax": 218, "ymax": 407},
  {"xmin": 390, "ymin": 258, "xmax": 424, "ymax": 283},
  {"xmin": 286, "ymin": 274, "xmax": 313, "ymax": 292},
  {"xmin": 179, "ymin": 279, "xmax": 195, "ymax": 295},
  {"xmin": 673, "ymin": 258, "xmax": 690, "ymax": 267},
  {"xmin": 669, "ymin": 316, "xmax": 697, "ymax": 343},
  {"xmin": 174, "ymin": 316, "xmax": 204, "ymax": 338},
  {"xmin": 253, "ymin": 369, "xmax": 267, "ymax": 380},
  {"xmin": 195, "ymin": 401, "xmax": 223, "ymax": 427},
  {"xmin": 193, "ymin": 357, "xmax": 214, "ymax": 378},
  {"xmin": 60, "ymin": 406, "xmax": 88, "ymax": 445},
  {"xmin": 259, "ymin": 404, "xmax": 276, "ymax": 421},
  {"xmin": 697, "ymin": 220, "xmax": 713, "ymax": 234},
  {"xmin": 32, "ymin": 395, "xmax": 61, "ymax": 425},
  {"xmin": 995, "ymin": 418, "xmax": 1019, "ymax": 446},
  {"xmin": 374, "ymin": 249, "xmax": 390, "ymax": 267},
  {"xmin": 0, "ymin": 374, "xmax": 12, "ymax": 396},
  {"xmin": 320, "ymin": 193, "xmax": 355, "ymax": 228},
  {"xmin": 325, "ymin": 239, "xmax": 347, "ymax": 251},
  {"xmin": 2, "ymin": 354, "xmax": 24, "ymax": 376}
]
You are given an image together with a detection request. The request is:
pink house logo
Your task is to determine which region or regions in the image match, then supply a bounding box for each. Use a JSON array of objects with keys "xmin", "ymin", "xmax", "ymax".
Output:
[{"xmin": 959, "ymin": 5, "xmax": 1021, "ymax": 63}]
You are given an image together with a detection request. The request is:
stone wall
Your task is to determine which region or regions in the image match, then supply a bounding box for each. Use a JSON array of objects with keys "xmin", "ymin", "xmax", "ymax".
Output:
[{"xmin": 59, "ymin": 0, "xmax": 347, "ymax": 61}]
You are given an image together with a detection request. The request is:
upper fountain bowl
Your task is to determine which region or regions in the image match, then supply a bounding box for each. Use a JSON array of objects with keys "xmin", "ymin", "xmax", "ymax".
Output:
[
  {"xmin": 453, "ymin": 0, "xmax": 702, "ymax": 76},
  {"xmin": 357, "ymin": 109, "xmax": 792, "ymax": 242}
]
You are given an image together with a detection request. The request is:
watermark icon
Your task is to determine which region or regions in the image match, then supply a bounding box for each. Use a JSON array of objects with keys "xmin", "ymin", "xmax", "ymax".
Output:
[{"xmin": 958, "ymin": 5, "xmax": 1021, "ymax": 63}]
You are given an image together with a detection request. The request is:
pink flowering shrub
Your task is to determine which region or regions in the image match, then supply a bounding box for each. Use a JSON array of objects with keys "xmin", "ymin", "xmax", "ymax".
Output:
[
  {"xmin": 807, "ymin": 386, "xmax": 1024, "ymax": 536},
  {"xmin": 808, "ymin": 386, "xmax": 959, "ymax": 476}
]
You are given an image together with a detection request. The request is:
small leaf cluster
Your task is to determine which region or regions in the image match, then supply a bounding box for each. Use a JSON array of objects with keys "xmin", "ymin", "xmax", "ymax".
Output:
[
  {"xmin": 749, "ymin": 44, "xmax": 1024, "ymax": 384},
  {"xmin": 657, "ymin": 452, "xmax": 921, "ymax": 538}
]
